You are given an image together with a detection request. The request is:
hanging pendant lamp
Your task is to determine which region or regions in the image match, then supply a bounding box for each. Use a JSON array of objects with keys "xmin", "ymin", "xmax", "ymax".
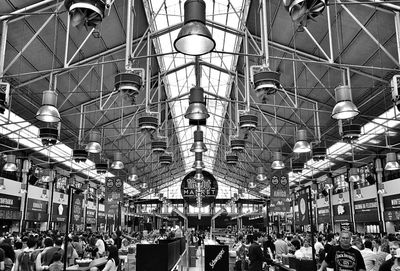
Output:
[
  {"xmin": 36, "ymin": 90, "xmax": 61, "ymax": 123},
  {"xmin": 271, "ymin": 151, "xmax": 285, "ymax": 170},
  {"xmin": 174, "ymin": 0, "xmax": 215, "ymax": 56},
  {"xmin": 256, "ymin": 167, "xmax": 267, "ymax": 182},
  {"xmin": 190, "ymin": 130, "xmax": 207, "ymax": 153},
  {"xmin": 85, "ymin": 130, "xmax": 102, "ymax": 153},
  {"xmin": 111, "ymin": 152, "xmax": 124, "ymax": 170},
  {"xmin": 385, "ymin": 152, "xmax": 400, "ymax": 171},
  {"xmin": 3, "ymin": 154, "xmax": 17, "ymax": 172},
  {"xmin": 331, "ymin": 85, "xmax": 359, "ymax": 120},
  {"xmin": 128, "ymin": 166, "xmax": 138, "ymax": 182},
  {"xmin": 185, "ymin": 87, "xmax": 209, "ymax": 120},
  {"xmin": 293, "ymin": 129, "xmax": 311, "ymax": 153}
]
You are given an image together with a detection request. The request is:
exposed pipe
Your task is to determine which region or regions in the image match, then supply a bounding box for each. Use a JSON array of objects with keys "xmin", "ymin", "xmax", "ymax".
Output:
[
  {"xmin": 261, "ymin": 0, "xmax": 270, "ymax": 68},
  {"xmin": 0, "ymin": 0, "xmax": 57, "ymax": 21},
  {"xmin": 125, "ymin": 0, "xmax": 133, "ymax": 70}
]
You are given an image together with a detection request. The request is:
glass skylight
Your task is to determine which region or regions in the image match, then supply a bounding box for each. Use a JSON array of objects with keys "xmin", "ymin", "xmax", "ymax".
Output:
[
  {"xmin": 290, "ymin": 106, "xmax": 400, "ymax": 183},
  {"xmin": 148, "ymin": 1, "xmax": 247, "ymax": 173},
  {"xmin": 0, "ymin": 109, "xmax": 139, "ymax": 196}
]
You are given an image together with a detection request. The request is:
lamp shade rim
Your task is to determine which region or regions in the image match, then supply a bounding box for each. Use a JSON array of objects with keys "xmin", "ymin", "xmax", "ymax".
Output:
[{"xmin": 36, "ymin": 105, "xmax": 61, "ymax": 122}]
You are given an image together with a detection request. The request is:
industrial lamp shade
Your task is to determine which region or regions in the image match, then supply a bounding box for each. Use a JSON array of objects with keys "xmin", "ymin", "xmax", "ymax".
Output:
[
  {"xmin": 194, "ymin": 170, "xmax": 204, "ymax": 182},
  {"xmin": 349, "ymin": 167, "xmax": 360, "ymax": 182},
  {"xmin": 293, "ymin": 129, "xmax": 311, "ymax": 153},
  {"xmin": 331, "ymin": 85, "xmax": 359, "ymax": 120},
  {"xmin": 185, "ymin": 87, "xmax": 209, "ymax": 120},
  {"xmin": 111, "ymin": 152, "xmax": 124, "ymax": 170},
  {"xmin": 3, "ymin": 154, "xmax": 17, "ymax": 172},
  {"xmin": 85, "ymin": 130, "xmax": 102, "ymax": 153},
  {"xmin": 248, "ymin": 178, "xmax": 257, "ymax": 189},
  {"xmin": 192, "ymin": 152, "xmax": 205, "ymax": 169},
  {"xmin": 36, "ymin": 90, "xmax": 61, "ymax": 123},
  {"xmin": 0, "ymin": 178, "xmax": 5, "ymax": 190},
  {"xmin": 271, "ymin": 151, "xmax": 285, "ymax": 170},
  {"xmin": 385, "ymin": 152, "xmax": 400, "ymax": 171},
  {"xmin": 256, "ymin": 166, "xmax": 267, "ymax": 182},
  {"xmin": 190, "ymin": 130, "xmax": 207, "ymax": 152},
  {"xmin": 128, "ymin": 166, "xmax": 138, "ymax": 182},
  {"xmin": 174, "ymin": 0, "xmax": 215, "ymax": 56}
]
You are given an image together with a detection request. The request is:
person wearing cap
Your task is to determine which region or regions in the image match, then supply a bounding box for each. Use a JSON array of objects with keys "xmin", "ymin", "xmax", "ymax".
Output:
[{"xmin": 379, "ymin": 246, "xmax": 400, "ymax": 271}]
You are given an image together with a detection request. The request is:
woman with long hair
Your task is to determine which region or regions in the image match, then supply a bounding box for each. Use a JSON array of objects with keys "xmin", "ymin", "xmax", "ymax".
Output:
[
  {"xmin": 0, "ymin": 243, "xmax": 16, "ymax": 271},
  {"xmin": 102, "ymin": 245, "xmax": 119, "ymax": 271}
]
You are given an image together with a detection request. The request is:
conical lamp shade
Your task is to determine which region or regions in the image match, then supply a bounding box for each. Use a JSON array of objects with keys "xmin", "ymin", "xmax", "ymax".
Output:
[
  {"xmin": 385, "ymin": 152, "xmax": 400, "ymax": 171},
  {"xmin": 293, "ymin": 129, "xmax": 311, "ymax": 153},
  {"xmin": 128, "ymin": 166, "xmax": 138, "ymax": 181},
  {"xmin": 271, "ymin": 151, "xmax": 285, "ymax": 170},
  {"xmin": 331, "ymin": 85, "xmax": 359, "ymax": 120},
  {"xmin": 111, "ymin": 152, "xmax": 124, "ymax": 169},
  {"xmin": 85, "ymin": 131, "xmax": 102, "ymax": 153},
  {"xmin": 192, "ymin": 160, "xmax": 205, "ymax": 170},
  {"xmin": 174, "ymin": 0, "xmax": 215, "ymax": 56},
  {"xmin": 256, "ymin": 167, "xmax": 267, "ymax": 182},
  {"xmin": 3, "ymin": 154, "xmax": 17, "ymax": 172},
  {"xmin": 36, "ymin": 90, "xmax": 61, "ymax": 123},
  {"xmin": 190, "ymin": 141, "xmax": 207, "ymax": 153},
  {"xmin": 185, "ymin": 103, "xmax": 209, "ymax": 120}
]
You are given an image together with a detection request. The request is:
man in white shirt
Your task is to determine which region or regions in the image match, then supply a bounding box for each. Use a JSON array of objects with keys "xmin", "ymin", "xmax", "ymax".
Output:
[
  {"xmin": 361, "ymin": 240, "xmax": 376, "ymax": 271},
  {"xmin": 95, "ymin": 235, "xmax": 106, "ymax": 256},
  {"xmin": 315, "ymin": 236, "xmax": 324, "ymax": 255},
  {"xmin": 274, "ymin": 233, "xmax": 288, "ymax": 258}
]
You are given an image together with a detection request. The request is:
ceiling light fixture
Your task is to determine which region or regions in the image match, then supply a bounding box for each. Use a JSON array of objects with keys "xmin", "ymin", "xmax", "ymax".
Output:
[
  {"xmin": 293, "ymin": 129, "xmax": 311, "ymax": 153},
  {"xmin": 192, "ymin": 152, "xmax": 205, "ymax": 170},
  {"xmin": 65, "ymin": 0, "xmax": 106, "ymax": 28},
  {"xmin": 151, "ymin": 138, "xmax": 167, "ymax": 153},
  {"xmin": 349, "ymin": 167, "xmax": 360, "ymax": 182},
  {"xmin": 138, "ymin": 114, "xmax": 158, "ymax": 134},
  {"xmin": 194, "ymin": 169, "xmax": 204, "ymax": 182},
  {"xmin": 226, "ymin": 152, "xmax": 238, "ymax": 165},
  {"xmin": 271, "ymin": 151, "xmax": 285, "ymax": 170},
  {"xmin": 128, "ymin": 166, "xmax": 138, "ymax": 182},
  {"xmin": 385, "ymin": 152, "xmax": 400, "ymax": 171},
  {"xmin": 190, "ymin": 129, "xmax": 207, "ymax": 153},
  {"xmin": 114, "ymin": 71, "xmax": 142, "ymax": 104},
  {"xmin": 111, "ymin": 152, "xmax": 124, "ymax": 170},
  {"xmin": 174, "ymin": 0, "xmax": 215, "ymax": 56},
  {"xmin": 85, "ymin": 130, "xmax": 102, "ymax": 153},
  {"xmin": 185, "ymin": 87, "xmax": 209, "ymax": 120},
  {"xmin": 256, "ymin": 166, "xmax": 267, "ymax": 182},
  {"xmin": 39, "ymin": 127, "xmax": 59, "ymax": 146},
  {"xmin": 36, "ymin": 90, "xmax": 61, "ymax": 123},
  {"xmin": 331, "ymin": 85, "xmax": 359, "ymax": 120},
  {"xmin": 377, "ymin": 183, "xmax": 386, "ymax": 194},
  {"xmin": 19, "ymin": 183, "xmax": 27, "ymax": 194},
  {"xmin": 239, "ymin": 114, "xmax": 258, "ymax": 130},
  {"xmin": 248, "ymin": 177, "xmax": 257, "ymax": 189},
  {"xmin": 0, "ymin": 178, "xmax": 5, "ymax": 190},
  {"xmin": 3, "ymin": 154, "xmax": 17, "ymax": 172}
]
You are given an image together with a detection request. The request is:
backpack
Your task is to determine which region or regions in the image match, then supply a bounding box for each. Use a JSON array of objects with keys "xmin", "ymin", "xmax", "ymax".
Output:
[{"xmin": 18, "ymin": 251, "xmax": 35, "ymax": 271}]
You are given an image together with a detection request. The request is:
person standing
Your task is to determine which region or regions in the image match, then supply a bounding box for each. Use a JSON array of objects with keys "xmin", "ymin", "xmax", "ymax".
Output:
[
  {"xmin": 247, "ymin": 232, "xmax": 271, "ymax": 271},
  {"xmin": 378, "ymin": 242, "xmax": 400, "ymax": 271},
  {"xmin": 360, "ymin": 240, "xmax": 376, "ymax": 271},
  {"xmin": 274, "ymin": 233, "xmax": 288, "ymax": 259},
  {"xmin": 319, "ymin": 231, "xmax": 366, "ymax": 271}
]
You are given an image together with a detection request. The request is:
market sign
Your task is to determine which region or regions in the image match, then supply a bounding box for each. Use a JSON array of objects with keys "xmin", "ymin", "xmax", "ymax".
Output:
[
  {"xmin": 317, "ymin": 206, "xmax": 331, "ymax": 224},
  {"xmin": 86, "ymin": 209, "xmax": 96, "ymax": 224},
  {"xmin": 98, "ymin": 211, "xmax": 106, "ymax": 224},
  {"xmin": 27, "ymin": 198, "xmax": 48, "ymax": 212},
  {"xmin": 0, "ymin": 194, "xmax": 21, "ymax": 210},
  {"xmin": 181, "ymin": 170, "xmax": 218, "ymax": 207},
  {"xmin": 354, "ymin": 199, "xmax": 378, "ymax": 222},
  {"xmin": 297, "ymin": 189, "xmax": 309, "ymax": 225}
]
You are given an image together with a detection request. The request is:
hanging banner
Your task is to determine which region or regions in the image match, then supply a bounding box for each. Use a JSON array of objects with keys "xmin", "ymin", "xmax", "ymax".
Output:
[
  {"xmin": 297, "ymin": 190, "xmax": 309, "ymax": 225},
  {"xmin": 71, "ymin": 194, "xmax": 84, "ymax": 225},
  {"xmin": 105, "ymin": 178, "xmax": 124, "ymax": 215},
  {"xmin": 270, "ymin": 174, "xmax": 290, "ymax": 212},
  {"xmin": 333, "ymin": 203, "xmax": 351, "ymax": 222},
  {"xmin": 181, "ymin": 170, "xmax": 218, "ymax": 207}
]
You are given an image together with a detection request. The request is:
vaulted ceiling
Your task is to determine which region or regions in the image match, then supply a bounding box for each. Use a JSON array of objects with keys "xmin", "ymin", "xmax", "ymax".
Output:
[{"xmin": 1, "ymin": 0, "xmax": 400, "ymax": 201}]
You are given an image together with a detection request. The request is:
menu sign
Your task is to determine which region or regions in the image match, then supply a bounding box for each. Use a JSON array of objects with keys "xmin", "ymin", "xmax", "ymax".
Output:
[
  {"xmin": 354, "ymin": 199, "xmax": 378, "ymax": 222},
  {"xmin": 0, "ymin": 194, "xmax": 21, "ymax": 210},
  {"xmin": 317, "ymin": 207, "xmax": 331, "ymax": 224},
  {"xmin": 27, "ymin": 199, "xmax": 48, "ymax": 212},
  {"xmin": 86, "ymin": 209, "xmax": 96, "ymax": 224}
]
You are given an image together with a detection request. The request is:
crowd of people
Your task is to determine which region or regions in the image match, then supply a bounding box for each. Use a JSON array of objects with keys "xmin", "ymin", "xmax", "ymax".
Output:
[{"xmin": 230, "ymin": 231, "xmax": 400, "ymax": 271}]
